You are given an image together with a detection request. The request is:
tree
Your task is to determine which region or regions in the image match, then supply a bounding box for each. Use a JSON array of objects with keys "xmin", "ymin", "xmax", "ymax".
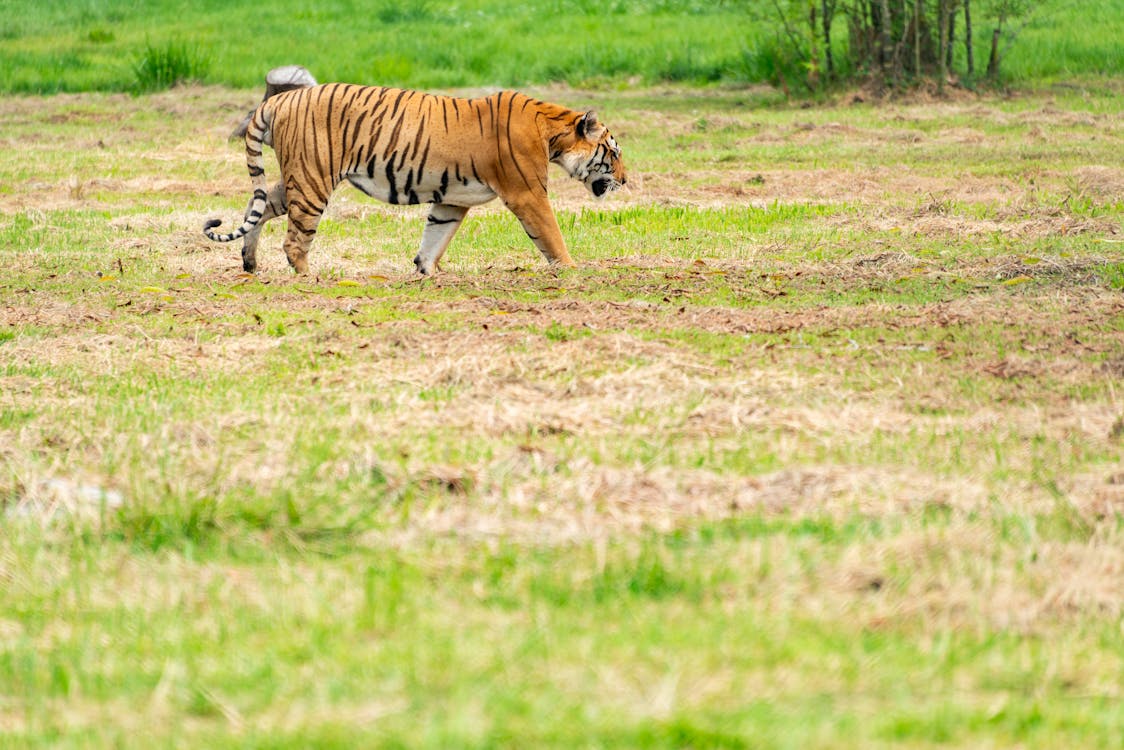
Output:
[
  {"xmin": 822, "ymin": 0, "xmax": 838, "ymax": 77},
  {"xmin": 983, "ymin": 0, "xmax": 1034, "ymax": 81},
  {"xmin": 879, "ymin": 0, "xmax": 894, "ymax": 81},
  {"xmin": 913, "ymin": 0, "xmax": 922, "ymax": 78},
  {"xmin": 807, "ymin": 0, "xmax": 821, "ymax": 87},
  {"xmin": 744, "ymin": 0, "xmax": 1038, "ymax": 93},
  {"xmin": 938, "ymin": 0, "xmax": 949, "ymax": 92},
  {"xmin": 946, "ymin": 0, "xmax": 959, "ymax": 71},
  {"xmin": 964, "ymin": 0, "xmax": 975, "ymax": 75}
]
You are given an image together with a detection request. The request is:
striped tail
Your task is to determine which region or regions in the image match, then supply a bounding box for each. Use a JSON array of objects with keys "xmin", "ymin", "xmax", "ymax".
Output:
[{"xmin": 203, "ymin": 103, "xmax": 273, "ymax": 243}]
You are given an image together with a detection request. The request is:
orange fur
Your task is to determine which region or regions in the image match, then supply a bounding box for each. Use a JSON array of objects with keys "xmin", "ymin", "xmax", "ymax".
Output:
[{"xmin": 204, "ymin": 84, "xmax": 627, "ymax": 274}]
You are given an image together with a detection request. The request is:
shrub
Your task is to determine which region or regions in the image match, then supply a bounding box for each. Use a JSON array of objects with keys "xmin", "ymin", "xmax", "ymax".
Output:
[{"xmin": 132, "ymin": 39, "xmax": 209, "ymax": 92}]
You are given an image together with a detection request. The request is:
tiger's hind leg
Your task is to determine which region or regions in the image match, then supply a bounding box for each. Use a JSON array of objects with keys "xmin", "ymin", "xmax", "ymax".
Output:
[
  {"xmin": 281, "ymin": 198, "xmax": 326, "ymax": 275},
  {"xmin": 414, "ymin": 204, "xmax": 469, "ymax": 275},
  {"xmin": 241, "ymin": 181, "xmax": 287, "ymax": 273}
]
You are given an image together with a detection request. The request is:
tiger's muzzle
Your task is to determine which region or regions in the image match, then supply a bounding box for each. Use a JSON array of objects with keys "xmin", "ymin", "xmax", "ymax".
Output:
[{"xmin": 591, "ymin": 174, "xmax": 625, "ymax": 198}]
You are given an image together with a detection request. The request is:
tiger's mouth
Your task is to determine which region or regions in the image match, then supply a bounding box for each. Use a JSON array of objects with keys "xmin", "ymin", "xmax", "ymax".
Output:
[{"xmin": 591, "ymin": 177, "xmax": 618, "ymax": 198}]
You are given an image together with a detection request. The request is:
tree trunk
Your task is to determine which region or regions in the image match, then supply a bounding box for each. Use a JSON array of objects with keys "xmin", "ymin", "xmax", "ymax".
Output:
[
  {"xmin": 986, "ymin": 26, "xmax": 1001, "ymax": 79},
  {"xmin": 807, "ymin": 0, "xmax": 821, "ymax": 88},
  {"xmin": 946, "ymin": 3, "xmax": 956, "ymax": 70},
  {"xmin": 891, "ymin": 0, "xmax": 907, "ymax": 75},
  {"xmin": 879, "ymin": 0, "xmax": 894, "ymax": 80},
  {"xmin": 938, "ymin": 0, "xmax": 948, "ymax": 92},
  {"xmin": 964, "ymin": 0, "xmax": 974, "ymax": 76},
  {"xmin": 822, "ymin": 0, "xmax": 834, "ymax": 78},
  {"xmin": 914, "ymin": 0, "xmax": 921, "ymax": 77}
]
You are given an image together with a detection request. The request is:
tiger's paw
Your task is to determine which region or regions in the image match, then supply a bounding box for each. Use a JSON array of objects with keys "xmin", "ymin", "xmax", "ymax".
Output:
[{"xmin": 413, "ymin": 254, "xmax": 441, "ymax": 276}]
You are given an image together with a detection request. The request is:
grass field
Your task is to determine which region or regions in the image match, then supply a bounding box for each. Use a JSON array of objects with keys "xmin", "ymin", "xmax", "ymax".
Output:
[
  {"xmin": 1, "ymin": 0, "xmax": 1123, "ymax": 93},
  {"xmin": 1, "ymin": 77, "xmax": 1123, "ymax": 746}
]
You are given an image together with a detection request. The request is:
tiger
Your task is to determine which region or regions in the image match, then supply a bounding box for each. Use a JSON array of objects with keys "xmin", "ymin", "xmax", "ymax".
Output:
[{"xmin": 203, "ymin": 83, "xmax": 627, "ymax": 275}]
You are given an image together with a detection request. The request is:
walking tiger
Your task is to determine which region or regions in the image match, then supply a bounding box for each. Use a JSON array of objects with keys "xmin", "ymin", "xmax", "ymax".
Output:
[{"xmin": 203, "ymin": 83, "xmax": 627, "ymax": 274}]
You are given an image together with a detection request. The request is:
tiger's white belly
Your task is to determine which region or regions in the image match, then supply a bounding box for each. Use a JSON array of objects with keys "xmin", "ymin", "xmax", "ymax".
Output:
[
  {"xmin": 437, "ymin": 180, "xmax": 498, "ymax": 207},
  {"xmin": 346, "ymin": 171, "xmax": 496, "ymax": 208}
]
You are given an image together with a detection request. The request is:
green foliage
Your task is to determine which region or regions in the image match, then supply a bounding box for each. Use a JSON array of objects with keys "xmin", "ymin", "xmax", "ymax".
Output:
[
  {"xmin": 0, "ymin": 0, "xmax": 1117, "ymax": 93},
  {"xmin": 371, "ymin": 0, "xmax": 434, "ymax": 24},
  {"xmin": 86, "ymin": 28, "xmax": 114, "ymax": 43},
  {"xmin": 131, "ymin": 39, "xmax": 210, "ymax": 92},
  {"xmin": 1100, "ymin": 262, "xmax": 1124, "ymax": 290}
]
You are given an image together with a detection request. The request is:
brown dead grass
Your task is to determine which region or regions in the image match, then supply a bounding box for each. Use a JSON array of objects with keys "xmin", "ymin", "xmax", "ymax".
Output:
[
  {"xmin": 3, "ymin": 88, "xmax": 1122, "ymax": 627},
  {"xmin": 6, "ymin": 285, "xmax": 1117, "ymax": 543}
]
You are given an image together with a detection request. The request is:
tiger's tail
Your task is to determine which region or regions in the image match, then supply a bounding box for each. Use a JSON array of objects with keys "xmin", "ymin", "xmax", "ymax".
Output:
[{"xmin": 203, "ymin": 102, "xmax": 274, "ymax": 243}]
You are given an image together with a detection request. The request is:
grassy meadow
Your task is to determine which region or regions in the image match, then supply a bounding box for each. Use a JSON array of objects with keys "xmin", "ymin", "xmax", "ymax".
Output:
[
  {"xmin": 0, "ymin": 78, "xmax": 1122, "ymax": 747},
  {"xmin": 2, "ymin": 0, "xmax": 1124, "ymax": 746},
  {"xmin": 1, "ymin": 0, "xmax": 1123, "ymax": 93}
]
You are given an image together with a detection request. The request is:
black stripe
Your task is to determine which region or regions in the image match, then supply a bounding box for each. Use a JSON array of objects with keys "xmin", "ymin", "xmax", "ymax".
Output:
[
  {"xmin": 416, "ymin": 138, "xmax": 430, "ymax": 177},
  {"xmin": 325, "ymin": 84, "xmax": 341, "ymax": 176},
  {"xmin": 504, "ymin": 92, "xmax": 534, "ymax": 190},
  {"xmin": 300, "ymin": 159, "xmax": 330, "ymax": 206},
  {"xmin": 353, "ymin": 108, "xmax": 369, "ymax": 136},
  {"xmin": 385, "ymin": 161, "xmax": 398, "ymax": 204},
  {"xmin": 356, "ymin": 86, "xmax": 379, "ymax": 112},
  {"xmin": 382, "ymin": 114, "xmax": 405, "ymax": 161},
  {"xmin": 390, "ymin": 89, "xmax": 409, "ymax": 118},
  {"xmin": 411, "ymin": 121, "xmax": 426, "ymax": 160},
  {"xmin": 348, "ymin": 143, "xmax": 365, "ymax": 175},
  {"xmin": 307, "ymin": 90, "xmax": 326, "ymax": 180}
]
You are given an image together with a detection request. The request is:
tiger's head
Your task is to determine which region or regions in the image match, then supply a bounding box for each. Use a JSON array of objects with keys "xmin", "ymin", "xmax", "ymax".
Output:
[{"xmin": 554, "ymin": 111, "xmax": 627, "ymax": 199}]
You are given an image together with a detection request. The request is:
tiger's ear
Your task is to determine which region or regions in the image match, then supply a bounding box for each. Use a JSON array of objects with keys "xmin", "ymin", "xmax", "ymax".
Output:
[{"xmin": 576, "ymin": 111, "xmax": 605, "ymax": 141}]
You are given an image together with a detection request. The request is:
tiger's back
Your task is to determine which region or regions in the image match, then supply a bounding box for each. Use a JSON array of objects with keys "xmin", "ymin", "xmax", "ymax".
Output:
[{"xmin": 204, "ymin": 83, "xmax": 627, "ymax": 275}]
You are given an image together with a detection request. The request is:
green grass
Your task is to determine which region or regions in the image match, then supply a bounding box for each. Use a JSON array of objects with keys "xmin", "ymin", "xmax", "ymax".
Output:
[
  {"xmin": 5, "ymin": 522, "xmax": 1124, "ymax": 747},
  {"xmin": 1, "ymin": 82, "xmax": 1122, "ymax": 748},
  {"xmin": 131, "ymin": 39, "xmax": 211, "ymax": 93},
  {"xmin": 0, "ymin": 0, "xmax": 1121, "ymax": 93},
  {"xmin": 1011, "ymin": 0, "xmax": 1124, "ymax": 81}
]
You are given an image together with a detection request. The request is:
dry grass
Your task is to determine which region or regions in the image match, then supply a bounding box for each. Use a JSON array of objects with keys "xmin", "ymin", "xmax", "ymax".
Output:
[{"xmin": 1, "ymin": 84, "xmax": 1122, "ymax": 748}]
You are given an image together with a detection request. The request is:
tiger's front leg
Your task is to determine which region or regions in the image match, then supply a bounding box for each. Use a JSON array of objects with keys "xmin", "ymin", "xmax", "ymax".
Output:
[
  {"xmin": 414, "ymin": 204, "xmax": 470, "ymax": 275},
  {"xmin": 240, "ymin": 181, "xmax": 287, "ymax": 273},
  {"xmin": 503, "ymin": 194, "xmax": 574, "ymax": 268}
]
